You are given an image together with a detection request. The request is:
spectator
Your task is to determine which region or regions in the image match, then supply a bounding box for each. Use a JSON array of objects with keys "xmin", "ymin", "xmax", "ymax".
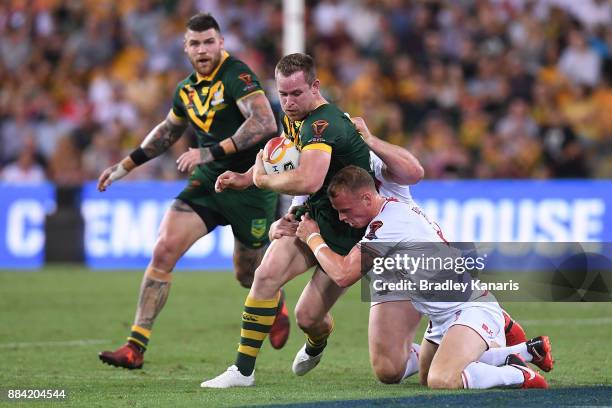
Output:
[
  {"xmin": 0, "ymin": 136, "xmax": 46, "ymax": 184},
  {"xmin": 558, "ymin": 29, "xmax": 601, "ymax": 87},
  {"xmin": 0, "ymin": 0, "xmax": 609, "ymax": 183}
]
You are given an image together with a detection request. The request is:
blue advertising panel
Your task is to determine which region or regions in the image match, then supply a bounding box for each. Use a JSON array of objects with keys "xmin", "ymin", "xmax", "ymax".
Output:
[
  {"xmin": 411, "ymin": 180, "xmax": 611, "ymax": 242},
  {"xmin": 80, "ymin": 180, "xmax": 612, "ymax": 270},
  {"xmin": 0, "ymin": 183, "xmax": 56, "ymax": 269},
  {"xmin": 80, "ymin": 182, "xmax": 235, "ymax": 270}
]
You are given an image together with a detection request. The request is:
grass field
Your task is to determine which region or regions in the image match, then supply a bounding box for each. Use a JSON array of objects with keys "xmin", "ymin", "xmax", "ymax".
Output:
[{"xmin": 1, "ymin": 266, "xmax": 610, "ymax": 407}]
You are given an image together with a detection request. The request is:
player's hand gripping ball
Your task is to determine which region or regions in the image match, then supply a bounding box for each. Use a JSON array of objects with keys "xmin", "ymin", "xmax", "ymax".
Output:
[{"xmin": 262, "ymin": 136, "xmax": 300, "ymax": 175}]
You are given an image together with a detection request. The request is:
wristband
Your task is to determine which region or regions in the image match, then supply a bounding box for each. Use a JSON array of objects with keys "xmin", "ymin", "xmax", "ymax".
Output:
[
  {"xmin": 307, "ymin": 234, "xmax": 325, "ymax": 252},
  {"xmin": 109, "ymin": 163, "xmax": 129, "ymax": 181},
  {"xmin": 306, "ymin": 233, "xmax": 321, "ymax": 245},
  {"xmin": 210, "ymin": 143, "xmax": 225, "ymax": 159},
  {"xmin": 314, "ymin": 243, "xmax": 328, "ymax": 257},
  {"xmin": 129, "ymin": 147, "xmax": 151, "ymax": 166}
]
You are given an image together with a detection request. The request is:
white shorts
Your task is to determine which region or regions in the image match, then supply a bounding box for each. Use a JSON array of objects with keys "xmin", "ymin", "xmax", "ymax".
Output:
[{"xmin": 423, "ymin": 301, "xmax": 505, "ymax": 348}]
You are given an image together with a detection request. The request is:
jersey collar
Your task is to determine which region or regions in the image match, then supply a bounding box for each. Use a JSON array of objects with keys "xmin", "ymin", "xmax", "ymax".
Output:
[{"xmin": 195, "ymin": 51, "xmax": 230, "ymax": 83}]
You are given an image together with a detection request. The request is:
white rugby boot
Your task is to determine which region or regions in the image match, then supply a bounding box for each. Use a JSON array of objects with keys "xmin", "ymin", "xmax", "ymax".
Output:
[
  {"xmin": 292, "ymin": 344, "xmax": 323, "ymax": 376},
  {"xmin": 200, "ymin": 365, "xmax": 254, "ymax": 388}
]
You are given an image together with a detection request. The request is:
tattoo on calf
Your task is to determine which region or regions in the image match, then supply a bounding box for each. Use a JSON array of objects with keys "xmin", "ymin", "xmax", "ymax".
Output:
[
  {"xmin": 234, "ymin": 242, "xmax": 263, "ymax": 278},
  {"xmin": 135, "ymin": 277, "xmax": 171, "ymax": 330}
]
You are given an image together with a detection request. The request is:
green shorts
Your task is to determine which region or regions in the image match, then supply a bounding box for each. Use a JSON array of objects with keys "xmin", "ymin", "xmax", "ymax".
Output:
[
  {"xmin": 297, "ymin": 200, "xmax": 365, "ymax": 256},
  {"xmin": 177, "ymin": 167, "xmax": 278, "ymax": 249}
]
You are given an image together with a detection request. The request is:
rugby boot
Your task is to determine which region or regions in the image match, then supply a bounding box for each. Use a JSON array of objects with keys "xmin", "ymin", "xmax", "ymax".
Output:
[
  {"xmin": 505, "ymin": 353, "xmax": 548, "ymax": 389},
  {"xmin": 526, "ymin": 336, "xmax": 554, "ymax": 372},
  {"xmin": 269, "ymin": 289, "xmax": 290, "ymax": 349},
  {"xmin": 200, "ymin": 365, "xmax": 254, "ymax": 388},
  {"xmin": 502, "ymin": 310, "xmax": 527, "ymax": 346},
  {"xmin": 99, "ymin": 342, "xmax": 144, "ymax": 369}
]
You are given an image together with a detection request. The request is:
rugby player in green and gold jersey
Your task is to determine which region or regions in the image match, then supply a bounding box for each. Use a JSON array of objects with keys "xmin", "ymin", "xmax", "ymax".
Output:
[
  {"xmin": 202, "ymin": 53, "xmax": 373, "ymax": 388},
  {"xmin": 97, "ymin": 13, "xmax": 289, "ymax": 370}
]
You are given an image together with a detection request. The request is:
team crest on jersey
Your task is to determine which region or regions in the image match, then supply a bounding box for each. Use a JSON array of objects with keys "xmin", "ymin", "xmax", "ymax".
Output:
[
  {"xmin": 251, "ymin": 218, "xmax": 267, "ymax": 239},
  {"xmin": 365, "ymin": 221, "xmax": 383, "ymax": 240},
  {"xmin": 238, "ymin": 72, "xmax": 257, "ymax": 92},
  {"xmin": 311, "ymin": 120, "xmax": 329, "ymax": 137},
  {"xmin": 210, "ymin": 88, "xmax": 226, "ymax": 111}
]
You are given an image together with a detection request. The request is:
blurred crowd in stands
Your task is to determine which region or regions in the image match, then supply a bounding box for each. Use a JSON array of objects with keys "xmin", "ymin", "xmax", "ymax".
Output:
[{"xmin": 1, "ymin": 0, "xmax": 611, "ymax": 185}]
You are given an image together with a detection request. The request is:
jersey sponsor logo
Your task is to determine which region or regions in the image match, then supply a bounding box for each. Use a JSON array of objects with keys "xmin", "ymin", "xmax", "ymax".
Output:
[
  {"xmin": 311, "ymin": 119, "xmax": 329, "ymax": 137},
  {"xmin": 251, "ymin": 218, "xmax": 267, "ymax": 239},
  {"xmin": 238, "ymin": 72, "xmax": 258, "ymax": 92},
  {"xmin": 365, "ymin": 220, "xmax": 383, "ymax": 240}
]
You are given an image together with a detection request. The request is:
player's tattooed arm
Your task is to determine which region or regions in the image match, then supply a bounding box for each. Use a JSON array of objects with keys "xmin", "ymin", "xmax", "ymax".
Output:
[
  {"xmin": 140, "ymin": 113, "xmax": 188, "ymax": 159},
  {"xmin": 98, "ymin": 112, "xmax": 187, "ymax": 191},
  {"xmin": 232, "ymin": 92, "xmax": 277, "ymax": 150},
  {"xmin": 176, "ymin": 93, "xmax": 276, "ymax": 172}
]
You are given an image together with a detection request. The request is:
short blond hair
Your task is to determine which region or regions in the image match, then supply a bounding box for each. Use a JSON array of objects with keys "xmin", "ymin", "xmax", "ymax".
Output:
[
  {"xmin": 275, "ymin": 53, "xmax": 316, "ymax": 85},
  {"xmin": 327, "ymin": 166, "xmax": 376, "ymax": 199}
]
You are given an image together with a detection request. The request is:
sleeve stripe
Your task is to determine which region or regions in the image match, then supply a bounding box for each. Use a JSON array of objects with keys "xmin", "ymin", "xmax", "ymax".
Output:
[
  {"xmin": 236, "ymin": 89, "xmax": 265, "ymax": 103},
  {"xmin": 302, "ymin": 143, "xmax": 332, "ymax": 154},
  {"xmin": 169, "ymin": 109, "xmax": 186, "ymax": 122}
]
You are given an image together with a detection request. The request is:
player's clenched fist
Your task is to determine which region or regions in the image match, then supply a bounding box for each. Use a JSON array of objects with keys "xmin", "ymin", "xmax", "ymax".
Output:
[
  {"xmin": 296, "ymin": 212, "xmax": 320, "ymax": 243},
  {"xmin": 350, "ymin": 116, "xmax": 373, "ymax": 141},
  {"xmin": 268, "ymin": 213, "xmax": 299, "ymax": 240},
  {"xmin": 252, "ymin": 150, "xmax": 267, "ymax": 188},
  {"xmin": 215, "ymin": 170, "xmax": 253, "ymax": 192}
]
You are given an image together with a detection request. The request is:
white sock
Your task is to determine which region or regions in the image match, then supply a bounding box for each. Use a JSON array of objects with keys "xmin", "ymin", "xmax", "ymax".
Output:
[
  {"xmin": 402, "ymin": 343, "xmax": 420, "ymax": 380},
  {"xmin": 479, "ymin": 343, "xmax": 530, "ymax": 366},
  {"xmin": 462, "ymin": 361, "xmax": 524, "ymax": 389}
]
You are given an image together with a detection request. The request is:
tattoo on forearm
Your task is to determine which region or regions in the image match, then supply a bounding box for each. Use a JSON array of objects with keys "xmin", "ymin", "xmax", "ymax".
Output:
[
  {"xmin": 200, "ymin": 147, "xmax": 213, "ymax": 163},
  {"xmin": 134, "ymin": 277, "xmax": 171, "ymax": 330},
  {"xmin": 141, "ymin": 119, "xmax": 186, "ymax": 159},
  {"xmin": 233, "ymin": 96, "xmax": 277, "ymax": 151}
]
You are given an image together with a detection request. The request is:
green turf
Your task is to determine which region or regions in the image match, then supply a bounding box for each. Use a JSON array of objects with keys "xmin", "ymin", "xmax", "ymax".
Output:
[{"xmin": 0, "ymin": 266, "xmax": 610, "ymax": 407}]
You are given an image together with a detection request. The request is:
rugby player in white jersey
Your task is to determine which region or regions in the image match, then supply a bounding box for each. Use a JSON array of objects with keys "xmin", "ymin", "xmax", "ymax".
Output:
[
  {"xmin": 294, "ymin": 164, "xmax": 553, "ymax": 389},
  {"xmin": 269, "ymin": 117, "xmax": 532, "ymax": 384}
]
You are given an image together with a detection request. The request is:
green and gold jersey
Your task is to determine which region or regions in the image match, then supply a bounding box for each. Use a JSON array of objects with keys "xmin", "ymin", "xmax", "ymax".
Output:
[
  {"xmin": 171, "ymin": 51, "xmax": 266, "ymax": 178},
  {"xmin": 281, "ymin": 103, "xmax": 372, "ymax": 210}
]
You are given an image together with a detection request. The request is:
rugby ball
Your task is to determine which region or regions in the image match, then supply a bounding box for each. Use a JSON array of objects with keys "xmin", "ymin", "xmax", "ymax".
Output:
[{"xmin": 262, "ymin": 136, "xmax": 300, "ymax": 175}]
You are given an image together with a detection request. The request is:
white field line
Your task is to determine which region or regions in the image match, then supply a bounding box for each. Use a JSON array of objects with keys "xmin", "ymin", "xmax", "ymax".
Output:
[{"xmin": 0, "ymin": 339, "xmax": 110, "ymax": 348}]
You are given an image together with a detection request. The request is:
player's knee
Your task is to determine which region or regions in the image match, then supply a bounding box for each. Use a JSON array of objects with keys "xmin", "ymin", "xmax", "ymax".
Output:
[
  {"xmin": 427, "ymin": 368, "xmax": 461, "ymax": 389},
  {"xmin": 294, "ymin": 303, "xmax": 316, "ymax": 331},
  {"xmin": 253, "ymin": 263, "xmax": 281, "ymax": 288},
  {"xmin": 373, "ymin": 362, "xmax": 403, "ymax": 384},
  {"xmin": 151, "ymin": 237, "xmax": 180, "ymax": 269},
  {"xmin": 371, "ymin": 351, "xmax": 405, "ymax": 384}
]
